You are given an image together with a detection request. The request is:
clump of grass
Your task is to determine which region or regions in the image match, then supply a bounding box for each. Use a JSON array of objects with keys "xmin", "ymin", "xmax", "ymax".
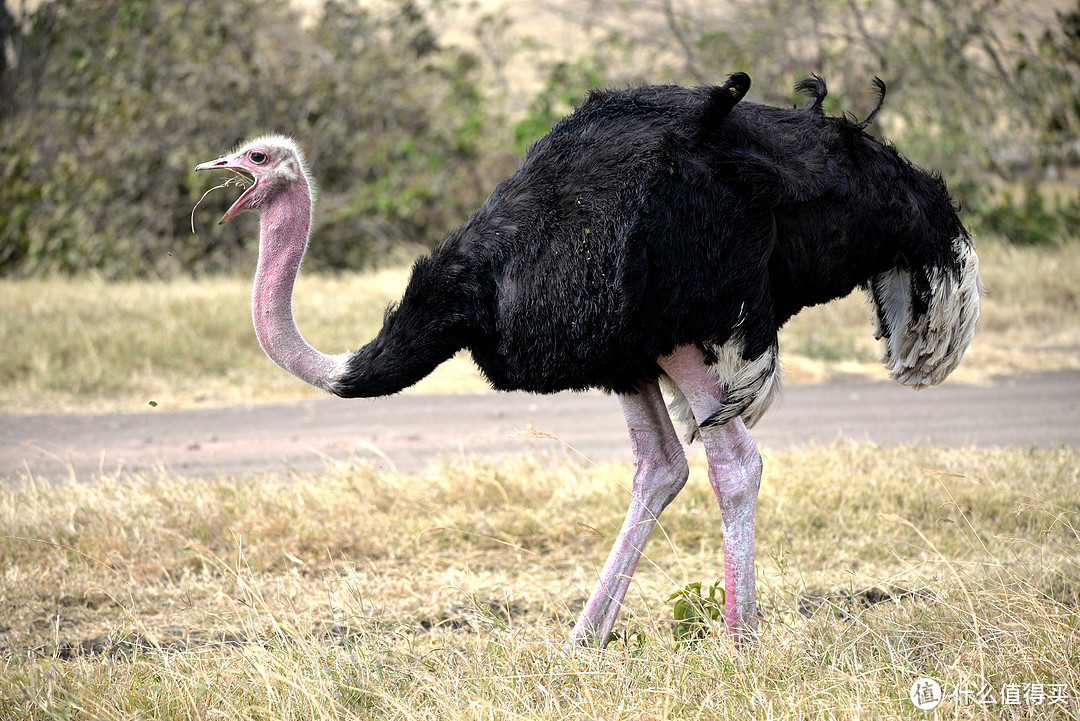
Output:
[{"xmin": 1, "ymin": 446, "xmax": 1077, "ymax": 718}]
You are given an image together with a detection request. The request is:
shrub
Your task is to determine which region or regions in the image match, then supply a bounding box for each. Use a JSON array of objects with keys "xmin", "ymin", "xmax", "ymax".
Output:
[{"xmin": 0, "ymin": 0, "xmax": 503, "ymax": 277}]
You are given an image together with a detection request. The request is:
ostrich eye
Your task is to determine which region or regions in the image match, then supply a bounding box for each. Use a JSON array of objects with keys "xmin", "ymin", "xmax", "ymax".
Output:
[{"xmin": 249, "ymin": 150, "xmax": 268, "ymax": 164}]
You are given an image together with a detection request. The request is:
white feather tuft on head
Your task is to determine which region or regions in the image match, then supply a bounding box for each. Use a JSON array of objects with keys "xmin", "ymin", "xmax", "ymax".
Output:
[{"xmin": 236, "ymin": 134, "xmax": 316, "ymax": 198}]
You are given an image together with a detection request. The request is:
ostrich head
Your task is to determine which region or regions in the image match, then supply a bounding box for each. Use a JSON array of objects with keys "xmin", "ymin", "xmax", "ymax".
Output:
[
  {"xmin": 195, "ymin": 135, "xmax": 348, "ymax": 392},
  {"xmin": 195, "ymin": 135, "xmax": 312, "ymax": 224}
]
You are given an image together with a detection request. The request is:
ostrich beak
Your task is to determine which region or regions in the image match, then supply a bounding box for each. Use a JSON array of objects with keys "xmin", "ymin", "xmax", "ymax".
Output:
[{"xmin": 195, "ymin": 156, "xmax": 258, "ymax": 224}]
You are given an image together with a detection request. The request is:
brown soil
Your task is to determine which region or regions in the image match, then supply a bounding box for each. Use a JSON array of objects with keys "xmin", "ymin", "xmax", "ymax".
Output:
[{"xmin": 3, "ymin": 371, "xmax": 1077, "ymax": 481}]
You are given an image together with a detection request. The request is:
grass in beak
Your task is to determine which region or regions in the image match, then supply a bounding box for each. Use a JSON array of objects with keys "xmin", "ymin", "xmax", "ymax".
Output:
[{"xmin": 190, "ymin": 171, "xmax": 253, "ymax": 233}]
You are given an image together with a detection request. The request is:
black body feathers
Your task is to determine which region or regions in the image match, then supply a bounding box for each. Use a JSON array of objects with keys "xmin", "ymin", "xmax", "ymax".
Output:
[{"xmin": 337, "ymin": 73, "xmax": 971, "ymax": 399}]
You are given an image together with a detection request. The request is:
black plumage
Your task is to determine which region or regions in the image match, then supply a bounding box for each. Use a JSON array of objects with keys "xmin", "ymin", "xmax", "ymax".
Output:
[{"xmin": 337, "ymin": 73, "xmax": 971, "ymax": 405}]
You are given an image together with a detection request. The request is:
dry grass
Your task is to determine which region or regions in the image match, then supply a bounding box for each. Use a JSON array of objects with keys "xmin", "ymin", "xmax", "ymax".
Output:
[
  {"xmin": 2, "ymin": 237, "xmax": 1078, "ymax": 414},
  {"xmin": 0, "ymin": 267, "xmax": 488, "ymax": 415},
  {"xmin": 2, "ymin": 446, "xmax": 1078, "ymax": 718}
]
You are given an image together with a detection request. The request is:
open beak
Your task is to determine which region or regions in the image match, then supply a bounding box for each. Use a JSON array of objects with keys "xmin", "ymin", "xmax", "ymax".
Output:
[{"xmin": 195, "ymin": 156, "xmax": 257, "ymax": 224}]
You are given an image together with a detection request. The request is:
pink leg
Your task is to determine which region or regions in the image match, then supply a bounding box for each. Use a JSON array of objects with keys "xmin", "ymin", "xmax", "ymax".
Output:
[
  {"xmin": 568, "ymin": 380, "xmax": 689, "ymax": 647},
  {"xmin": 659, "ymin": 345, "xmax": 762, "ymax": 645}
]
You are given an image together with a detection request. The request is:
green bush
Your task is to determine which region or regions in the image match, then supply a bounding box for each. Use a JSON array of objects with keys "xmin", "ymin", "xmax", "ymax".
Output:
[
  {"xmin": 976, "ymin": 180, "xmax": 1080, "ymax": 246},
  {"xmin": 0, "ymin": 0, "xmax": 506, "ymax": 277}
]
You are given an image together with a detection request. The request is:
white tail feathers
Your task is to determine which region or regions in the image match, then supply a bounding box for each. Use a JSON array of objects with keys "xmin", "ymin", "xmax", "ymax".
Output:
[
  {"xmin": 662, "ymin": 234, "xmax": 979, "ymax": 442},
  {"xmin": 866, "ymin": 234, "xmax": 982, "ymax": 389}
]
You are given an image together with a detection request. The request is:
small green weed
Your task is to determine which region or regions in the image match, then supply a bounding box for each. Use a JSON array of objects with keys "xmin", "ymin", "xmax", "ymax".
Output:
[{"xmin": 669, "ymin": 580, "xmax": 725, "ymax": 648}]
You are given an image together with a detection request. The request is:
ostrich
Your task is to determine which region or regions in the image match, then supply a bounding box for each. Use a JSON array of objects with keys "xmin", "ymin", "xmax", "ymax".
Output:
[{"xmin": 195, "ymin": 72, "xmax": 980, "ymax": 648}]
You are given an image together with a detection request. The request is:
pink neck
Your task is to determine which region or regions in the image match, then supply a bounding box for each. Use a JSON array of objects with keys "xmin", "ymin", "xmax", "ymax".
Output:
[{"xmin": 252, "ymin": 179, "xmax": 347, "ymax": 392}]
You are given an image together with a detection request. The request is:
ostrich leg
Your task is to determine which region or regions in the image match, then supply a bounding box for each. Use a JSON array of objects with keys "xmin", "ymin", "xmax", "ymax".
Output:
[
  {"xmin": 568, "ymin": 381, "xmax": 689, "ymax": 647},
  {"xmin": 659, "ymin": 345, "xmax": 762, "ymax": 645}
]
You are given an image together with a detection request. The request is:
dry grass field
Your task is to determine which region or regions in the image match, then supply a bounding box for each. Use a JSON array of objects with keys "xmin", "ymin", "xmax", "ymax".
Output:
[{"xmin": 2, "ymin": 447, "xmax": 1078, "ymax": 718}]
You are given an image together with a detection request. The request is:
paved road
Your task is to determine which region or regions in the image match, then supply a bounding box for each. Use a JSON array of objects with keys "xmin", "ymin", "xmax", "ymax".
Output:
[{"xmin": 2, "ymin": 371, "xmax": 1077, "ymax": 480}]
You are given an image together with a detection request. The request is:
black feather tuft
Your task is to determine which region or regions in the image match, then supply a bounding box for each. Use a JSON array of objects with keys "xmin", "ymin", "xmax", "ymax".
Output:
[
  {"xmin": 794, "ymin": 74, "xmax": 828, "ymax": 115},
  {"xmin": 854, "ymin": 77, "xmax": 887, "ymax": 129},
  {"xmin": 700, "ymin": 72, "xmax": 752, "ymax": 129}
]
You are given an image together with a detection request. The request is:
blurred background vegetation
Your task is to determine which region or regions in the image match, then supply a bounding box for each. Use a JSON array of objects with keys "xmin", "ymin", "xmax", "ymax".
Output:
[{"xmin": 1, "ymin": 0, "xmax": 1078, "ymax": 278}]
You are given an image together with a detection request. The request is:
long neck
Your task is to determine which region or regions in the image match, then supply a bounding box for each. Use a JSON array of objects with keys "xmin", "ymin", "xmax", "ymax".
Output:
[{"xmin": 252, "ymin": 179, "xmax": 348, "ymax": 392}]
